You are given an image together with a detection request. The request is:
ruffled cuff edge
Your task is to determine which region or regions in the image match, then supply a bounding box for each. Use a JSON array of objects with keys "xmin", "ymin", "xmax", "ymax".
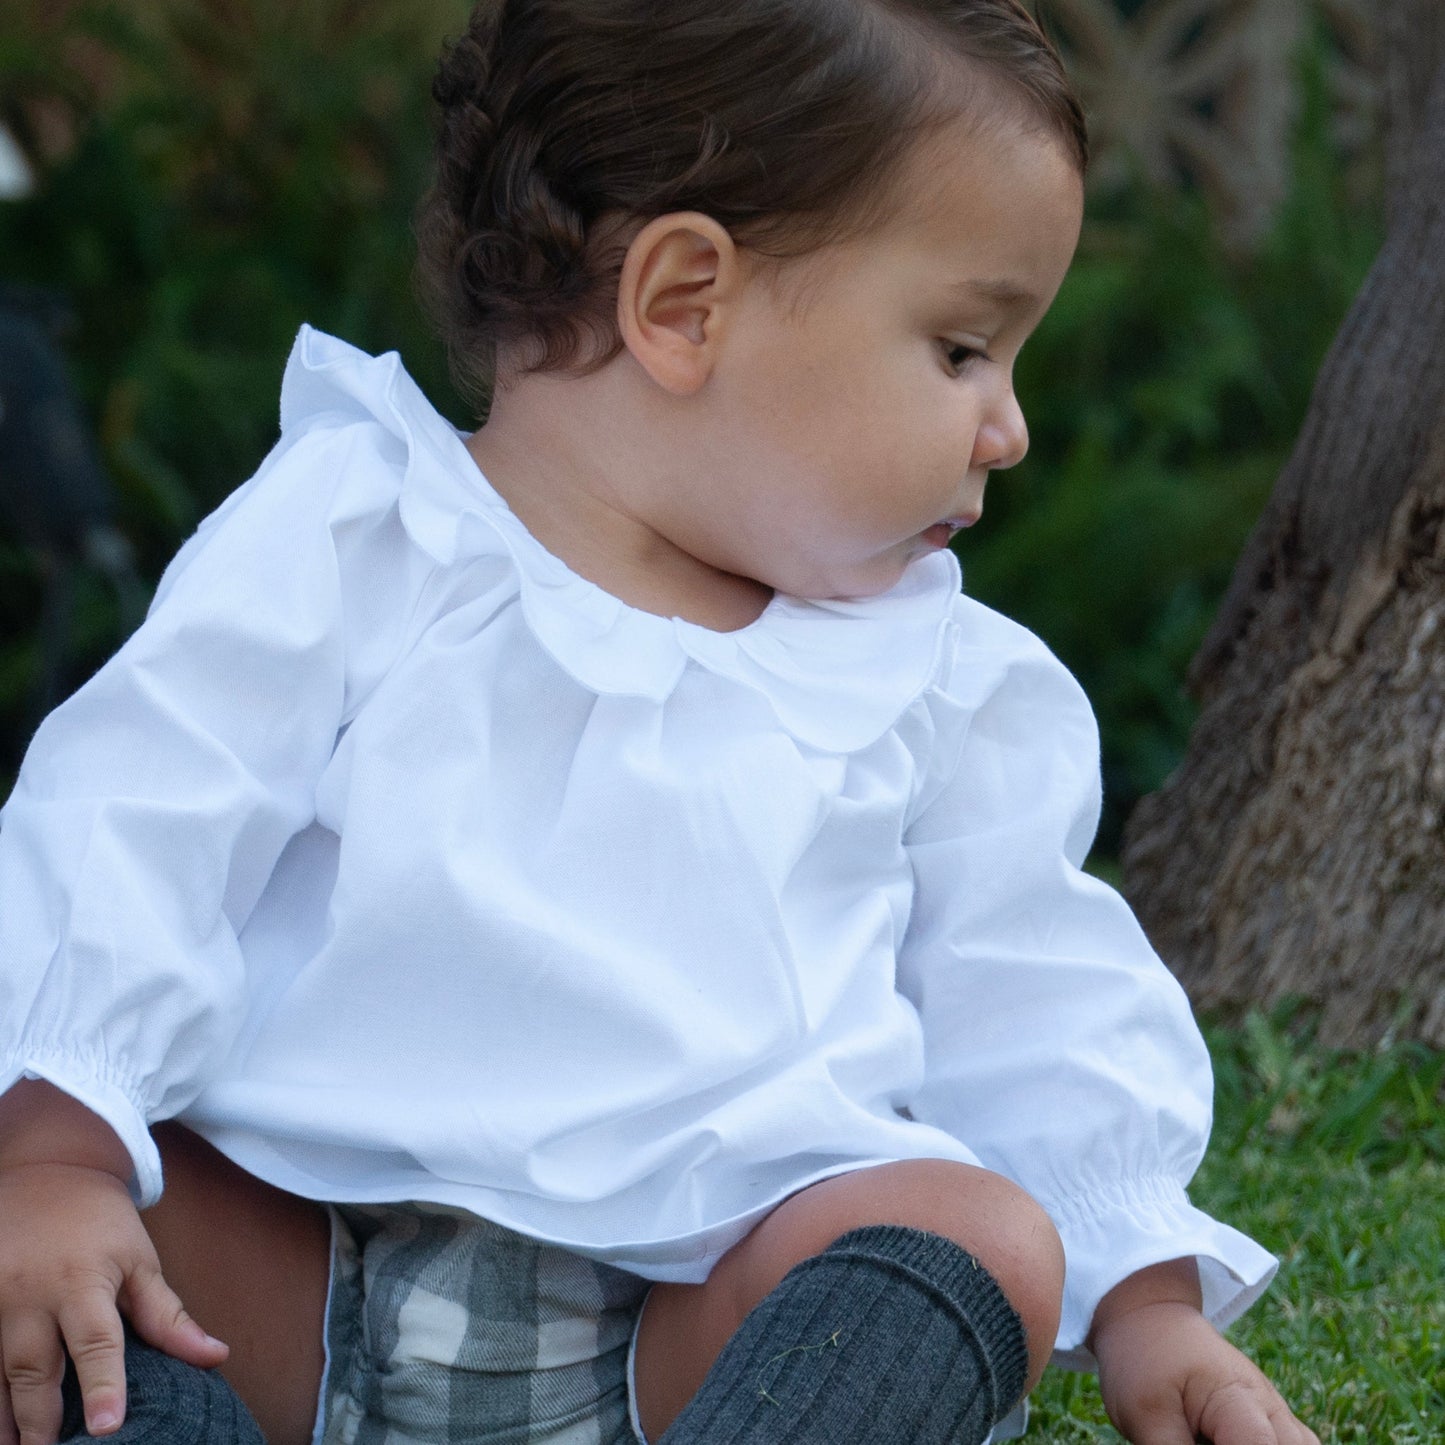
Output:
[
  {"xmin": 2, "ymin": 1052, "xmax": 163, "ymax": 1207},
  {"xmin": 1046, "ymin": 1173, "xmax": 1278, "ymax": 1371}
]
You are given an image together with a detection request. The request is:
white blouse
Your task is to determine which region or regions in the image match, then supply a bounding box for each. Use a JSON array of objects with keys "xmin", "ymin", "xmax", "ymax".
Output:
[{"xmin": 0, "ymin": 326, "xmax": 1273, "ymax": 1365}]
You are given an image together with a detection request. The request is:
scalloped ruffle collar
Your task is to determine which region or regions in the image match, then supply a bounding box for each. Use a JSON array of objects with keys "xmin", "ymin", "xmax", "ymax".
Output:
[{"xmin": 280, "ymin": 326, "xmax": 962, "ymax": 754}]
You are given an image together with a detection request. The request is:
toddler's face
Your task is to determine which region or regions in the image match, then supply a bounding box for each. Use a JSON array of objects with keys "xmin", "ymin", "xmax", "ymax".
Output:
[{"xmin": 700, "ymin": 120, "xmax": 1083, "ymax": 602}]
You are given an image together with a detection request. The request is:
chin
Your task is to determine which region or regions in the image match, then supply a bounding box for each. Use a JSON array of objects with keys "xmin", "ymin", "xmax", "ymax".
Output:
[
  {"xmin": 820, "ymin": 569, "xmax": 909, "ymax": 603},
  {"xmin": 778, "ymin": 551, "xmax": 916, "ymax": 603}
]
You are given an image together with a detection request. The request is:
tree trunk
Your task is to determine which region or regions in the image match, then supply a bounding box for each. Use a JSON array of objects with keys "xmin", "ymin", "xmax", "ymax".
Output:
[{"xmin": 1119, "ymin": 5, "xmax": 1445, "ymax": 1048}]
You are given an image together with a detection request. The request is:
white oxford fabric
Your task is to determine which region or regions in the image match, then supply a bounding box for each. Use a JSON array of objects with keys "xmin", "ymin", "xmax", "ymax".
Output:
[{"xmin": 0, "ymin": 327, "xmax": 1274, "ymax": 1363}]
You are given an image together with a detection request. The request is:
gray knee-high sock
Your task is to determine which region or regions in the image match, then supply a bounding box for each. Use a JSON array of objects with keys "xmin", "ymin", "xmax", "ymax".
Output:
[
  {"xmin": 657, "ymin": 1224, "xmax": 1029, "ymax": 1445},
  {"xmin": 60, "ymin": 1333, "xmax": 265, "ymax": 1445}
]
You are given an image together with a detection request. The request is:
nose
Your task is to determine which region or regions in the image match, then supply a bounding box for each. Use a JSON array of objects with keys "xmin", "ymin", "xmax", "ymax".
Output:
[{"xmin": 973, "ymin": 382, "xmax": 1029, "ymax": 471}]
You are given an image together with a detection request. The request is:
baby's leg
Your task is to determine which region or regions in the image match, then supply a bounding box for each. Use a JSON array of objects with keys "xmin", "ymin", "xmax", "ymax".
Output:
[
  {"xmin": 633, "ymin": 1159, "xmax": 1064, "ymax": 1442},
  {"xmin": 137, "ymin": 1124, "xmax": 331, "ymax": 1445}
]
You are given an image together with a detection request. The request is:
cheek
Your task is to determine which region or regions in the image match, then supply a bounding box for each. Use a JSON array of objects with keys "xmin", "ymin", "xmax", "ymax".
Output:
[{"xmin": 755, "ymin": 379, "xmax": 877, "ymax": 483}]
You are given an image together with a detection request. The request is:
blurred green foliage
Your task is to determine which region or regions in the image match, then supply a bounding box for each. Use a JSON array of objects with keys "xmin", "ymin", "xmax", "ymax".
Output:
[{"xmin": 0, "ymin": 3, "xmax": 1382, "ymax": 845}]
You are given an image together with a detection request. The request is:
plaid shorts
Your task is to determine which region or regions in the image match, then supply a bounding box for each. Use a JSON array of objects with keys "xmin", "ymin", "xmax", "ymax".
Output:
[{"xmin": 316, "ymin": 1204, "xmax": 651, "ymax": 1445}]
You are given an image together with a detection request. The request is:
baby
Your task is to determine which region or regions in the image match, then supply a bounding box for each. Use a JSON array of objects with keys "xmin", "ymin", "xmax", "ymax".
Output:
[{"xmin": 0, "ymin": 3, "xmax": 1316, "ymax": 1444}]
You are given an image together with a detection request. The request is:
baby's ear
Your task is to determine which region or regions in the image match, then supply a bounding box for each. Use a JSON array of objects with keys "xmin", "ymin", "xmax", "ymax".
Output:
[{"xmin": 616, "ymin": 212, "xmax": 738, "ymax": 395}]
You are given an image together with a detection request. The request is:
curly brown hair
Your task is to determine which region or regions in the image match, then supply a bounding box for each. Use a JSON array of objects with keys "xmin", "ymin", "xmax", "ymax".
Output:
[{"xmin": 415, "ymin": 0, "xmax": 1086, "ymax": 407}]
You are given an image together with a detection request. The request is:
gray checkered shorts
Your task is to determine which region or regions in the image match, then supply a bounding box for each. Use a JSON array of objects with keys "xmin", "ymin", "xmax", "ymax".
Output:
[{"xmin": 316, "ymin": 1204, "xmax": 651, "ymax": 1445}]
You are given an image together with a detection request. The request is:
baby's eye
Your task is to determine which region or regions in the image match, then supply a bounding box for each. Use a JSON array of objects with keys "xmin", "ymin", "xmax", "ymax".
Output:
[{"xmin": 940, "ymin": 340, "xmax": 990, "ymax": 375}]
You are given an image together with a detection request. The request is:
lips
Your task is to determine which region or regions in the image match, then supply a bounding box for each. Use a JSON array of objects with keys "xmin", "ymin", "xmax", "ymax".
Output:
[{"xmin": 920, "ymin": 510, "xmax": 982, "ymax": 549}]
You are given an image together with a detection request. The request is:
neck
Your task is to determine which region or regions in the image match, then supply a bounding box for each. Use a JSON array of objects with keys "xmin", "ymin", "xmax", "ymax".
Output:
[{"xmin": 464, "ymin": 358, "xmax": 773, "ymax": 631}]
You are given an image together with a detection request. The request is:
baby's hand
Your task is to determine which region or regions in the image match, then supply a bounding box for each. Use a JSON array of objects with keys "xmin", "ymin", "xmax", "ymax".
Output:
[
  {"xmin": 1092, "ymin": 1299, "xmax": 1317, "ymax": 1445},
  {"xmin": 0, "ymin": 1084, "xmax": 226, "ymax": 1445}
]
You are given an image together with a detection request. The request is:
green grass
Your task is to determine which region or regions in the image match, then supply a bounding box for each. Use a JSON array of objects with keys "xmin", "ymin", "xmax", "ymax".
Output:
[{"xmin": 1029, "ymin": 1010, "xmax": 1445, "ymax": 1441}]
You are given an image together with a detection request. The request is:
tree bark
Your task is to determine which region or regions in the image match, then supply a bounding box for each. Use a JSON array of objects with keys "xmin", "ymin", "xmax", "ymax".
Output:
[{"xmin": 1120, "ymin": 8, "xmax": 1445, "ymax": 1048}]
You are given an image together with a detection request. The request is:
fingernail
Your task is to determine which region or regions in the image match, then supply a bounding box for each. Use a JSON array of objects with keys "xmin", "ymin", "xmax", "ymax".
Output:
[{"xmin": 90, "ymin": 1410, "xmax": 120, "ymax": 1432}]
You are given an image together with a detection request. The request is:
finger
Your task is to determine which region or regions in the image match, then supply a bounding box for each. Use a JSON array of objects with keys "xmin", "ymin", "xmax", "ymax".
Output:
[
  {"xmin": 120, "ymin": 1266, "xmax": 227, "ymax": 1367},
  {"xmin": 1267, "ymin": 1398, "xmax": 1320, "ymax": 1445},
  {"xmin": 1109, "ymin": 1392, "xmax": 1198, "ymax": 1445},
  {"xmin": 1122, "ymin": 1410, "xmax": 1196, "ymax": 1445},
  {"xmin": 0, "ymin": 1312, "xmax": 65, "ymax": 1445},
  {"xmin": 1197, "ymin": 1381, "xmax": 1276, "ymax": 1445},
  {"xmin": 54, "ymin": 1288, "xmax": 127, "ymax": 1437},
  {"xmin": 0, "ymin": 1337, "xmax": 20, "ymax": 1445}
]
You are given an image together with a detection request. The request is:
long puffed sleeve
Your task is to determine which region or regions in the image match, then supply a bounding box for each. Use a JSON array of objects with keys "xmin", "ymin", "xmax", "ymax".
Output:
[
  {"xmin": 0, "ymin": 396, "xmax": 429, "ymax": 1205},
  {"xmin": 896, "ymin": 599, "xmax": 1276, "ymax": 1365}
]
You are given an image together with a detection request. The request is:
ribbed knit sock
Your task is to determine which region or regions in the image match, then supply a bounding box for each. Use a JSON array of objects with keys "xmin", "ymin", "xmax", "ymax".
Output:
[
  {"xmin": 657, "ymin": 1224, "xmax": 1028, "ymax": 1445},
  {"xmin": 59, "ymin": 1333, "xmax": 265, "ymax": 1445}
]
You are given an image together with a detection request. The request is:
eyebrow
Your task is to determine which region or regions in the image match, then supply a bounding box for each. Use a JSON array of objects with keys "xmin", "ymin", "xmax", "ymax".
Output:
[{"xmin": 947, "ymin": 278, "xmax": 1040, "ymax": 310}]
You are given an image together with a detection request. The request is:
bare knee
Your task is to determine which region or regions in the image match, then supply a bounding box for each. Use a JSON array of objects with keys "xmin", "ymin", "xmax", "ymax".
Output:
[
  {"xmin": 732, "ymin": 1160, "xmax": 1063, "ymax": 1388},
  {"xmin": 634, "ymin": 1160, "xmax": 1065, "ymax": 1437}
]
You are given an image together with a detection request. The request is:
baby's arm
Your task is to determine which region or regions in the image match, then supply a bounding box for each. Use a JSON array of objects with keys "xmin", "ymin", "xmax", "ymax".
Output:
[
  {"xmin": 1087, "ymin": 1258, "xmax": 1316, "ymax": 1444},
  {"xmin": 0, "ymin": 1081, "xmax": 226, "ymax": 1445},
  {"xmin": 897, "ymin": 603, "xmax": 1314, "ymax": 1437},
  {"xmin": 0, "ymin": 345, "xmax": 447, "ymax": 1445}
]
